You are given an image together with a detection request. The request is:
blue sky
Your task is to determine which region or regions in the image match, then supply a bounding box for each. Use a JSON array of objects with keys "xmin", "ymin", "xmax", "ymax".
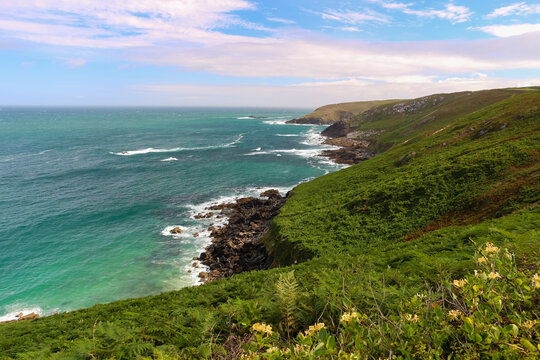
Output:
[{"xmin": 0, "ymin": 0, "xmax": 539, "ymax": 107}]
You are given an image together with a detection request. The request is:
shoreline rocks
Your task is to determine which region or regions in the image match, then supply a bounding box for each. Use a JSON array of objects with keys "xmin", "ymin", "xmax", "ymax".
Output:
[
  {"xmin": 319, "ymin": 123, "xmax": 377, "ymax": 165},
  {"xmin": 193, "ymin": 120, "xmax": 378, "ymax": 282},
  {"xmin": 196, "ymin": 190, "xmax": 286, "ymax": 283},
  {"xmin": 0, "ymin": 312, "xmax": 40, "ymax": 324}
]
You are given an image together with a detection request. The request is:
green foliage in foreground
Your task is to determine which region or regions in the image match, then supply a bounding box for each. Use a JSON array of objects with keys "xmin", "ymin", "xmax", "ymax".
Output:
[
  {"xmin": 241, "ymin": 243, "xmax": 539, "ymax": 359},
  {"xmin": 0, "ymin": 89, "xmax": 539, "ymax": 359}
]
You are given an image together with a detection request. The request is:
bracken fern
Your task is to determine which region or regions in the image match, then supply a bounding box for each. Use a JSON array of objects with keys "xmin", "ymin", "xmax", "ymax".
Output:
[{"xmin": 275, "ymin": 271, "xmax": 299, "ymax": 334}]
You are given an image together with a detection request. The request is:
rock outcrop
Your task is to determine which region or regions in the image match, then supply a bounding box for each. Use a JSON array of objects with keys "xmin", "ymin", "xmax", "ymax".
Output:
[
  {"xmin": 319, "ymin": 122, "xmax": 378, "ymax": 165},
  {"xmin": 197, "ymin": 190, "xmax": 286, "ymax": 282},
  {"xmin": 321, "ymin": 121, "xmax": 351, "ymax": 138}
]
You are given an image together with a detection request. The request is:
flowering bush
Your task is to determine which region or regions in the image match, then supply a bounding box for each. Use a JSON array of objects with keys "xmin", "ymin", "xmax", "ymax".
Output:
[{"xmin": 240, "ymin": 242, "xmax": 539, "ymax": 359}]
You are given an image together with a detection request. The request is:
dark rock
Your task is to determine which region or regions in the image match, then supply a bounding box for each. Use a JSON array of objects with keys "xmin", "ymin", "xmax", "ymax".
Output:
[
  {"xmin": 319, "ymin": 136, "xmax": 374, "ymax": 165},
  {"xmin": 260, "ymin": 189, "xmax": 281, "ymax": 198},
  {"xmin": 194, "ymin": 212, "xmax": 214, "ymax": 219},
  {"xmin": 287, "ymin": 117, "xmax": 328, "ymax": 125},
  {"xmin": 321, "ymin": 120, "xmax": 351, "ymax": 138},
  {"xmin": 170, "ymin": 226, "xmax": 183, "ymax": 234},
  {"xmin": 197, "ymin": 190, "xmax": 285, "ymax": 283}
]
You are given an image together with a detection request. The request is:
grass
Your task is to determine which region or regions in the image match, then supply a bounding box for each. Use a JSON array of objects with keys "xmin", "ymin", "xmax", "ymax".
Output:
[{"xmin": 295, "ymin": 99, "xmax": 397, "ymax": 124}]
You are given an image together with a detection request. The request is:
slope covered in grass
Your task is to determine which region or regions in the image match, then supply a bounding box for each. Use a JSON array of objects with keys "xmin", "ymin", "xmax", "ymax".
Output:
[
  {"xmin": 269, "ymin": 90, "xmax": 539, "ymax": 263},
  {"xmin": 288, "ymin": 99, "xmax": 397, "ymax": 124},
  {"xmin": 0, "ymin": 89, "xmax": 538, "ymax": 359}
]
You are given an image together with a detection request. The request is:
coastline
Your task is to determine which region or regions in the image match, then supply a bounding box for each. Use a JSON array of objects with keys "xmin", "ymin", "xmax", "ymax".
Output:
[
  {"xmin": 1, "ymin": 114, "xmax": 351, "ymax": 322},
  {"xmin": 192, "ymin": 120, "xmax": 369, "ymax": 282}
]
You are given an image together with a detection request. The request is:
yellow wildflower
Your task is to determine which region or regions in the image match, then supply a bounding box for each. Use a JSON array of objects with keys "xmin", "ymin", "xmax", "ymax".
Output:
[
  {"xmin": 252, "ymin": 322, "xmax": 273, "ymax": 335},
  {"xmin": 305, "ymin": 322, "xmax": 325, "ymax": 336},
  {"xmin": 405, "ymin": 313, "xmax": 419, "ymax": 323},
  {"xmin": 452, "ymin": 279, "xmax": 468, "ymax": 288},
  {"xmin": 523, "ymin": 320, "xmax": 536, "ymax": 330},
  {"xmin": 341, "ymin": 311, "xmax": 359, "ymax": 323},
  {"xmin": 477, "ymin": 256, "xmax": 488, "ymax": 264},
  {"xmin": 266, "ymin": 346, "xmax": 279, "ymax": 353},
  {"xmin": 532, "ymin": 274, "xmax": 540, "ymax": 288},
  {"xmin": 294, "ymin": 344, "xmax": 307, "ymax": 355},
  {"xmin": 488, "ymin": 272, "xmax": 501, "ymax": 280},
  {"xmin": 448, "ymin": 310, "xmax": 462, "ymax": 321},
  {"xmin": 415, "ymin": 293, "xmax": 427, "ymax": 299},
  {"xmin": 484, "ymin": 242, "xmax": 499, "ymax": 255}
]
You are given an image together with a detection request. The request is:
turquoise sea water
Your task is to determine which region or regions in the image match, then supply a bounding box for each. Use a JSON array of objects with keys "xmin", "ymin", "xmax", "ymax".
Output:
[{"xmin": 0, "ymin": 107, "xmax": 343, "ymax": 321}]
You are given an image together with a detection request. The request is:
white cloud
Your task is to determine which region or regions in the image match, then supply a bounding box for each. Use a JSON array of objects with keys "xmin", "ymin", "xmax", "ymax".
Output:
[
  {"xmin": 475, "ymin": 23, "xmax": 540, "ymax": 37},
  {"xmin": 340, "ymin": 26, "xmax": 362, "ymax": 32},
  {"xmin": 267, "ymin": 17, "xmax": 295, "ymax": 24},
  {"xmin": 64, "ymin": 58, "xmax": 88, "ymax": 68},
  {"xmin": 125, "ymin": 31, "xmax": 540, "ymax": 80},
  {"xmin": 381, "ymin": 2, "xmax": 412, "ymax": 11},
  {"xmin": 487, "ymin": 2, "xmax": 540, "ymax": 17},
  {"xmin": 320, "ymin": 9, "xmax": 389, "ymax": 24},
  {"xmin": 382, "ymin": 2, "xmax": 473, "ymax": 23},
  {"xmin": 0, "ymin": 0, "xmax": 261, "ymax": 48}
]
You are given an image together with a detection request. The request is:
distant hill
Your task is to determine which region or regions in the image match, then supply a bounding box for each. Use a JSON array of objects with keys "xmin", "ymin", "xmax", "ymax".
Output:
[{"xmin": 286, "ymin": 99, "xmax": 397, "ymax": 124}]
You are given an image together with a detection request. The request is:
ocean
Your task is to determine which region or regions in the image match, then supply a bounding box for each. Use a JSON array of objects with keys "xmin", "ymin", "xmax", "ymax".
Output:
[{"xmin": 0, "ymin": 107, "xmax": 344, "ymax": 321}]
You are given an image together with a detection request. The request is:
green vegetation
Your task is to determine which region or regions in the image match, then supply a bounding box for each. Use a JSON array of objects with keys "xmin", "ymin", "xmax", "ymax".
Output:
[
  {"xmin": 242, "ymin": 242, "xmax": 540, "ymax": 359},
  {"xmin": 1, "ymin": 88, "xmax": 538, "ymax": 359},
  {"xmin": 293, "ymin": 99, "xmax": 397, "ymax": 124}
]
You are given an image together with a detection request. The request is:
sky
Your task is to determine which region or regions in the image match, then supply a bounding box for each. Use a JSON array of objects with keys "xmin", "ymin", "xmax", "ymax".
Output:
[{"xmin": 0, "ymin": 0, "xmax": 539, "ymax": 107}]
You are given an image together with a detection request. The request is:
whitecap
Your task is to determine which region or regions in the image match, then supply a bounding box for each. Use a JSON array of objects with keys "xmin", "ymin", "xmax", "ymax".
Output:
[
  {"xmin": 300, "ymin": 128, "xmax": 325, "ymax": 146},
  {"xmin": 263, "ymin": 119, "xmax": 288, "ymax": 125},
  {"xmin": 245, "ymin": 151, "xmax": 272, "ymax": 156},
  {"xmin": 161, "ymin": 157, "xmax": 178, "ymax": 162},
  {"xmin": 254, "ymin": 147, "xmax": 261, "ymax": 151},
  {"xmin": 111, "ymin": 134, "xmax": 243, "ymax": 156},
  {"xmin": 275, "ymin": 134, "xmax": 299, "ymax": 137}
]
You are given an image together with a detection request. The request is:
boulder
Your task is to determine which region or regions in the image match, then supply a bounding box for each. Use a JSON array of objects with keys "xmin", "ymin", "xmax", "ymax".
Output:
[
  {"xmin": 18, "ymin": 312, "xmax": 39, "ymax": 321},
  {"xmin": 170, "ymin": 226, "xmax": 183, "ymax": 234},
  {"xmin": 260, "ymin": 189, "xmax": 281, "ymax": 198}
]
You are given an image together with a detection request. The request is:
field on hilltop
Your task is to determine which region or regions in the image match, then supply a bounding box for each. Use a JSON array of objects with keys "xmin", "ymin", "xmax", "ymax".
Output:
[{"xmin": 1, "ymin": 88, "xmax": 539, "ymax": 359}]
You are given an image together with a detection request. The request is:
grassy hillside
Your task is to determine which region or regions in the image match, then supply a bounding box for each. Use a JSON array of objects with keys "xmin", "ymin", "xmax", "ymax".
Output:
[
  {"xmin": 1, "ymin": 89, "xmax": 538, "ymax": 359},
  {"xmin": 349, "ymin": 88, "xmax": 523, "ymax": 153},
  {"xmin": 289, "ymin": 100, "xmax": 396, "ymax": 124}
]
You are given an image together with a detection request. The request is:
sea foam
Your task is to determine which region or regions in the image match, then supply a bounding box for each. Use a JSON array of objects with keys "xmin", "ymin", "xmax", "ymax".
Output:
[{"xmin": 111, "ymin": 134, "xmax": 243, "ymax": 156}]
